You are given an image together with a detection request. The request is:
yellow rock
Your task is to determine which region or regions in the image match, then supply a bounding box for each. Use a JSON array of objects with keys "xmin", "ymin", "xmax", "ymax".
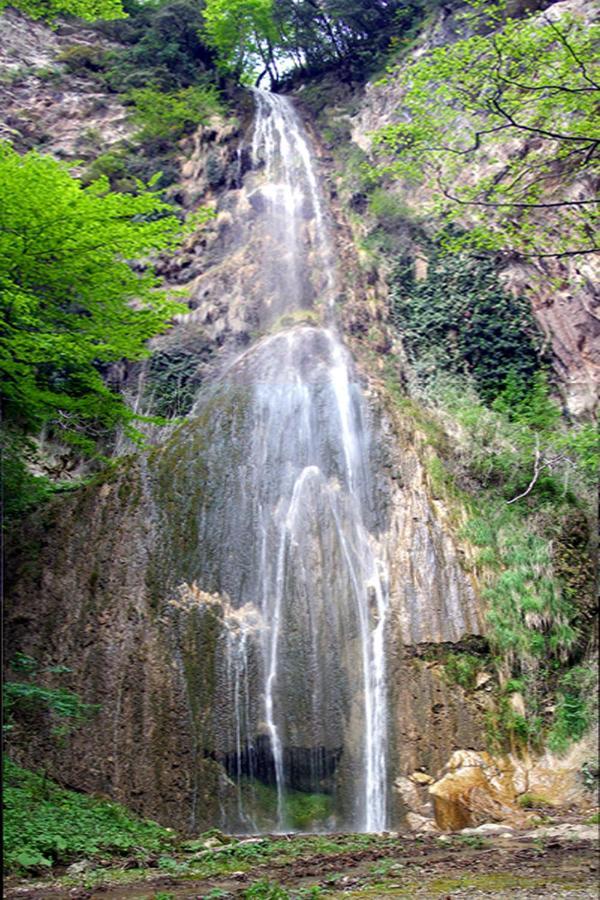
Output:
[
  {"xmin": 428, "ymin": 750, "xmax": 528, "ymax": 832},
  {"xmin": 410, "ymin": 771, "xmax": 435, "ymax": 785}
]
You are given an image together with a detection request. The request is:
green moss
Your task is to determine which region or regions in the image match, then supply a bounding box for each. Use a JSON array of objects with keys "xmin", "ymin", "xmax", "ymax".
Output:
[
  {"xmin": 269, "ymin": 309, "xmax": 321, "ymax": 333},
  {"xmin": 427, "ymin": 874, "xmax": 586, "ymax": 893},
  {"xmin": 285, "ymin": 791, "xmax": 332, "ymax": 830}
]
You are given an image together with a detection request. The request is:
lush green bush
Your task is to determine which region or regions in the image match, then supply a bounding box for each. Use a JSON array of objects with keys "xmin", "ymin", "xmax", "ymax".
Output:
[
  {"xmin": 82, "ymin": 147, "xmax": 183, "ymax": 193},
  {"xmin": 128, "ymin": 83, "xmax": 223, "ymax": 146},
  {"xmin": 3, "ymin": 759, "xmax": 174, "ymax": 872},
  {"xmin": 391, "ymin": 251, "xmax": 543, "ymax": 402},
  {"xmin": 419, "ymin": 372, "xmax": 598, "ymax": 504},
  {"xmin": 547, "ymin": 665, "xmax": 597, "ymax": 754},
  {"xmin": 443, "ymin": 652, "xmax": 481, "ymax": 690},
  {"xmin": 56, "ymin": 44, "xmax": 107, "ymax": 74}
]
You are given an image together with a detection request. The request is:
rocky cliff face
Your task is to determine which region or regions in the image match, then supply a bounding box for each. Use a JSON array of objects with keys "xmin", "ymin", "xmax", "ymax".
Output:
[
  {"xmin": 3, "ymin": 12, "xmax": 492, "ymax": 829},
  {"xmin": 349, "ymin": 0, "xmax": 599, "ymax": 418},
  {"xmin": 5, "ymin": 372, "xmax": 490, "ymax": 831},
  {"xmin": 0, "ymin": 8, "xmax": 130, "ymax": 157},
  {"xmin": 3, "ymin": 6, "xmax": 595, "ymax": 834}
]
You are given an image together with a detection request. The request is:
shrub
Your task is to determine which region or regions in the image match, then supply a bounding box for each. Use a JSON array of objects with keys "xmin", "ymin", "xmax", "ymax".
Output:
[
  {"xmin": 547, "ymin": 665, "xmax": 597, "ymax": 754},
  {"xmin": 3, "ymin": 759, "xmax": 174, "ymax": 872},
  {"xmin": 128, "ymin": 83, "xmax": 223, "ymax": 146},
  {"xmin": 518, "ymin": 793, "xmax": 551, "ymax": 809},
  {"xmin": 0, "ymin": 430, "xmax": 54, "ymax": 525},
  {"xmin": 444, "ymin": 652, "xmax": 481, "ymax": 690},
  {"xmin": 243, "ymin": 880, "xmax": 290, "ymax": 900},
  {"xmin": 57, "ymin": 44, "xmax": 107, "ymax": 74},
  {"xmin": 368, "ymin": 187, "xmax": 412, "ymax": 230},
  {"xmin": 391, "ymin": 251, "xmax": 543, "ymax": 402},
  {"xmin": 99, "ymin": 0, "xmax": 216, "ymax": 92}
]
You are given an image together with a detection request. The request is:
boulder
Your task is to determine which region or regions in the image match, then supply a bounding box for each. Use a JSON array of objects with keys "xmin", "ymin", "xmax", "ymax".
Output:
[
  {"xmin": 410, "ymin": 770, "xmax": 435, "ymax": 785},
  {"xmin": 429, "ymin": 750, "xmax": 528, "ymax": 831},
  {"xmin": 406, "ymin": 812, "xmax": 440, "ymax": 833},
  {"xmin": 461, "ymin": 823, "xmax": 515, "ymax": 836}
]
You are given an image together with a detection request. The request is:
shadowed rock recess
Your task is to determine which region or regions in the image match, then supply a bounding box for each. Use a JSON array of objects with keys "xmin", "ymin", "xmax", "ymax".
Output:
[{"xmin": 6, "ymin": 91, "xmax": 486, "ymax": 834}]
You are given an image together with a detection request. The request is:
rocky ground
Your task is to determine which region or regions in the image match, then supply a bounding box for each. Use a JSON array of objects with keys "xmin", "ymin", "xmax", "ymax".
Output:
[{"xmin": 4, "ymin": 822, "xmax": 599, "ymax": 900}]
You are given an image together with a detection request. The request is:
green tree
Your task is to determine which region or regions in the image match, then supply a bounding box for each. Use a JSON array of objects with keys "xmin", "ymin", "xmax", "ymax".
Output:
[
  {"xmin": 0, "ymin": 0, "xmax": 125, "ymax": 20},
  {"xmin": 0, "ymin": 142, "xmax": 188, "ymax": 453},
  {"xmin": 372, "ymin": 3, "xmax": 599, "ymax": 260},
  {"xmin": 100, "ymin": 0, "xmax": 218, "ymax": 92},
  {"xmin": 203, "ymin": 0, "xmax": 282, "ymax": 82}
]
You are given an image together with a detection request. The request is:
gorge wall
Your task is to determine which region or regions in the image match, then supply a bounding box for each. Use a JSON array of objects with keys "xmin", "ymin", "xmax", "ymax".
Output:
[
  {"xmin": 3, "ymin": 1, "xmax": 597, "ymax": 836},
  {"xmin": 5, "ymin": 74, "xmax": 489, "ymax": 834}
]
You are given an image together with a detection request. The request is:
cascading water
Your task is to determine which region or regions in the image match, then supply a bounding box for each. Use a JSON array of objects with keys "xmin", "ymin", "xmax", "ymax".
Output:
[{"xmin": 180, "ymin": 90, "xmax": 390, "ymax": 833}]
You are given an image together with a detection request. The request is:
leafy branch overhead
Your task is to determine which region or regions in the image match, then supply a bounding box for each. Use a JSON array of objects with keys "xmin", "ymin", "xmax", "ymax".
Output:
[
  {"xmin": 201, "ymin": 0, "xmax": 412, "ymax": 84},
  {"xmin": 372, "ymin": 2, "xmax": 599, "ymax": 259},
  {"xmin": 0, "ymin": 143, "xmax": 198, "ymax": 452}
]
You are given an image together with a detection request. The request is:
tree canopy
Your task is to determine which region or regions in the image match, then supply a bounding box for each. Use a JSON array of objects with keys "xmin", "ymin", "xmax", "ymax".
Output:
[
  {"xmin": 372, "ymin": 2, "xmax": 599, "ymax": 260},
  {"xmin": 202, "ymin": 0, "xmax": 414, "ymax": 83},
  {"xmin": 0, "ymin": 0, "xmax": 125, "ymax": 20},
  {"xmin": 0, "ymin": 142, "xmax": 187, "ymax": 450},
  {"xmin": 202, "ymin": 0, "xmax": 282, "ymax": 82}
]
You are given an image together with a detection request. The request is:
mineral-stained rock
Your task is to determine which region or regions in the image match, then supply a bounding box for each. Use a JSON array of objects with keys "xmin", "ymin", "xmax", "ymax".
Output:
[
  {"xmin": 405, "ymin": 812, "xmax": 440, "ymax": 833},
  {"xmin": 429, "ymin": 750, "xmax": 528, "ymax": 831},
  {"xmin": 410, "ymin": 771, "xmax": 435, "ymax": 785},
  {"xmin": 394, "ymin": 776, "xmax": 434, "ymax": 818}
]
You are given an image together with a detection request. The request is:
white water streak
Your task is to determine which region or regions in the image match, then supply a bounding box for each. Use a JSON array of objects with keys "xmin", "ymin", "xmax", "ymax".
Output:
[{"xmin": 230, "ymin": 90, "xmax": 391, "ymax": 832}]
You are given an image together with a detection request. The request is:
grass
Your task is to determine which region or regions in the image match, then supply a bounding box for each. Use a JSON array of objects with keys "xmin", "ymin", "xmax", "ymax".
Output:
[
  {"xmin": 517, "ymin": 793, "xmax": 551, "ymax": 809},
  {"xmin": 23, "ymin": 831, "xmax": 402, "ymax": 891},
  {"xmin": 453, "ymin": 834, "xmax": 490, "ymax": 849}
]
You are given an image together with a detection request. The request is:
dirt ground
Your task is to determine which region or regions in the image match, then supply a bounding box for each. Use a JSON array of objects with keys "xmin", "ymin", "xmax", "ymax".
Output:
[{"xmin": 4, "ymin": 829, "xmax": 599, "ymax": 900}]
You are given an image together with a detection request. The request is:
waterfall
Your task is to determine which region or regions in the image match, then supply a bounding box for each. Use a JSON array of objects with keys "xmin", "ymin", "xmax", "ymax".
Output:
[{"xmin": 185, "ymin": 90, "xmax": 390, "ymax": 833}]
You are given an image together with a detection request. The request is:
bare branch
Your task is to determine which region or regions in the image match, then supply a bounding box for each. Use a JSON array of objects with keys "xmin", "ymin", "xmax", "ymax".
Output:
[
  {"xmin": 495, "ymin": 74, "xmax": 598, "ymax": 94},
  {"xmin": 490, "ymin": 97, "xmax": 599, "ymax": 143},
  {"xmin": 507, "ymin": 437, "xmax": 542, "ymax": 504},
  {"xmin": 508, "ymin": 246, "xmax": 600, "ymax": 259},
  {"xmin": 437, "ymin": 182, "xmax": 599, "ymax": 208},
  {"xmin": 542, "ymin": 17, "xmax": 600, "ymax": 90}
]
